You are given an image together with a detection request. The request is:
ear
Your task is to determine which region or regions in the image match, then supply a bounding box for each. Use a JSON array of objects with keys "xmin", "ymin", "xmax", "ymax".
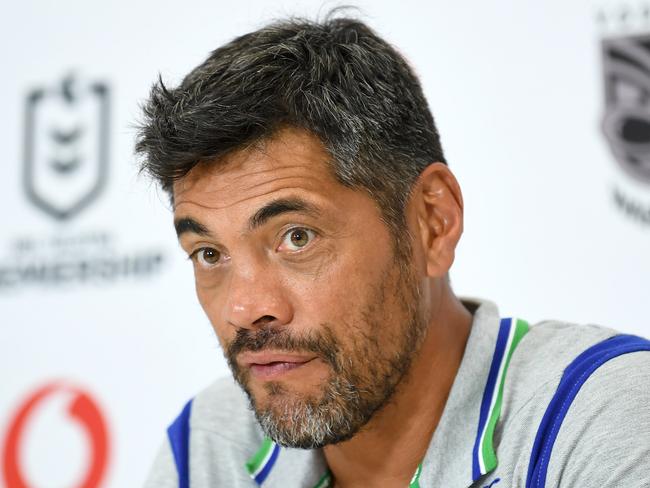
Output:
[{"xmin": 411, "ymin": 163, "xmax": 464, "ymax": 277}]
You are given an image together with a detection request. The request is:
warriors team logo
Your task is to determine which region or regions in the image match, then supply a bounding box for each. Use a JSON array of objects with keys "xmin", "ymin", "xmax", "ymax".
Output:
[
  {"xmin": 601, "ymin": 33, "xmax": 650, "ymax": 184},
  {"xmin": 2, "ymin": 382, "xmax": 110, "ymax": 488},
  {"xmin": 23, "ymin": 74, "xmax": 110, "ymax": 220}
]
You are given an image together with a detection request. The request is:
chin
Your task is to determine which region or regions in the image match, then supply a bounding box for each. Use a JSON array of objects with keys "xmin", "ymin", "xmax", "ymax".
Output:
[
  {"xmin": 243, "ymin": 380, "xmax": 372, "ymax": 449},
  {"xmin": 250, "ymin": 380, "xmax": 317, "ymax": 412}
]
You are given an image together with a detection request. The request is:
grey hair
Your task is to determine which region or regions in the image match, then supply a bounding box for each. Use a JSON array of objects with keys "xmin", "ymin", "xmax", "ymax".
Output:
[{"xmin": 135, "ymin": 13, "xmax": 446, "ymax": 238}]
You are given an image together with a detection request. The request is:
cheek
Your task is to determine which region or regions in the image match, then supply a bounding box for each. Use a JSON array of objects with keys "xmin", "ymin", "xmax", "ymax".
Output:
[
  {"xmin": 195, "ymin": 281, "xmax": 231, "ymax": 344},
  {"xmin": 288, "ymin": 239, "xmax": 394, "ymax": 330}
]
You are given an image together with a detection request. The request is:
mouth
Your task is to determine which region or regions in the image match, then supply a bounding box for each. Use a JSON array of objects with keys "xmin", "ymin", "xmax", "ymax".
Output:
[{"xmin": 239, "ymin": 352, "xmax": 317, "ymax": 380}]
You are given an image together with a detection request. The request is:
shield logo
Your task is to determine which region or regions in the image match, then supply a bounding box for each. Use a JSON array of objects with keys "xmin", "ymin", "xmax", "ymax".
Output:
[
  {"xmin": 601, "ymin": 34, "xmax": 650, "ymax": 184},
  {"xmin": 23, "ymin": 74, "xmax": 110, "ymax": 220}
]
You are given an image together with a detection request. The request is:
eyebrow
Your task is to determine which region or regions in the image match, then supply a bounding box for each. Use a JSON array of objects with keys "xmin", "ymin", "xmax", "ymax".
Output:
[
  {"xmin": 248, "ymin": 197, "xmax": 320, "ymax": 231},
  {"xmin": 174, "ymin": 217, "xmax": 211, "ymax": 238},
  {"xmin": 173, "ymin": 197, "xmax": 320, "ymax": 239}
]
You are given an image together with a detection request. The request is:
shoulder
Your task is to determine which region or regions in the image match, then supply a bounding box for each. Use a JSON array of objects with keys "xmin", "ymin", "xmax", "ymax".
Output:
[
  {"xmin": 495, "ymin": 319, "xmax": 650, "ymax": 486},
  {"xmin": 493, "ymin": 321, "xmax": 616, "ymax": 461},
  {"xmin": 560, "ymin": 344, "xmax": 650, "ymax": 421},
  {"xmin": 504, "ymin": 320, "xmax": 619, "ymax": 409},
  {"xmin": 546, "ymin": 347, "xmax": 650, "ymax": 486}
]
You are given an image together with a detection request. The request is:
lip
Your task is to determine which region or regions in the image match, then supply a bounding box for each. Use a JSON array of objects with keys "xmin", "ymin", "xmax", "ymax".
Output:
[{"xmin": 238, "ymin": 351, "xmax": 317, "ymax": 380}]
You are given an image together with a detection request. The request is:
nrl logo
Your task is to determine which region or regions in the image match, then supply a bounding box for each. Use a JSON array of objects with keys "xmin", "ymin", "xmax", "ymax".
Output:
[
  {"xmin": 23, "ymin": 73, "xmax": 110, "ymax": 220},
  {"xmin": 600, "ymin": 7, "xmax": 650, "ymax": 184}
]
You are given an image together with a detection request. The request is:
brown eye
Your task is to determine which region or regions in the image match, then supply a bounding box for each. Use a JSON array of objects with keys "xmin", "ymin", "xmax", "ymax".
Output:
[
  {"xmin": 195, "ymin": 248, "xmax": 221, "ymax": 267},
  {"xmin": 290, "ymin": 229, "xmax": 310, "ymax": 247},
  {"xmin": 279, "ymin": 227, "xmax": 316, "ymax": 251}
]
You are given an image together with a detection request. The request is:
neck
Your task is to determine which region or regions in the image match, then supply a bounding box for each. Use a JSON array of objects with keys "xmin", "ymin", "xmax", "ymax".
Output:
[{"xmin": 323, "ymin": 289, "xmax": 472, "ymax": 488}]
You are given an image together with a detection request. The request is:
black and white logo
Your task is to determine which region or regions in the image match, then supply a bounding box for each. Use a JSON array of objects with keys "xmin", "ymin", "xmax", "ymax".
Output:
[
  {"xmin": 0, "ymin": 74, "xmax": 166, "ymax": 291},
  {"xmin": 601, "ymin": 33, "xmax": 650, "ymax": 184},
  {"xmin": 23, "ymin": 74, "xmax": 109, "ymax": 220}
]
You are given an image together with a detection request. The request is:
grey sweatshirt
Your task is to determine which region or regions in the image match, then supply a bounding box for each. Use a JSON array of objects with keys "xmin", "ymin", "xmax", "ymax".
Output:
[{"xmin": 144, "ymin": 299, "xmax": 650, "ymax": 487}]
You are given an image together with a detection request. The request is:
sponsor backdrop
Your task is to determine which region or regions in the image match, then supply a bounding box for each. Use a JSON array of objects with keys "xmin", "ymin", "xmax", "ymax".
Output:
[{"xmin": 1, "ymin": 0, "xmax": 648, "ymax": 486}]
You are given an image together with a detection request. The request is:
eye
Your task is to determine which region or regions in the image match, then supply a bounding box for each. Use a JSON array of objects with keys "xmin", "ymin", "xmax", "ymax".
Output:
[
  {"xmin": 189, "ymin": 247, "xmax": 223, "ymax": 268},
  {"xmin": 278, "ymin": 227, "xmax": 316, "ymax": 252}
]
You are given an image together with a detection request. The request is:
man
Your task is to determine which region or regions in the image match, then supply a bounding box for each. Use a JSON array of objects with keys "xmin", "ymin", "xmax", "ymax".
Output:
[{"xmin": 136, "ymin": 15, "xmax": 650, "ymax": 488}]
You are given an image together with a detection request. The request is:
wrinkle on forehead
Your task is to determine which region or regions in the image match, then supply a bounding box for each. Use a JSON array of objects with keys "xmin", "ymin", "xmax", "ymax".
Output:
[
  {"xmin": 175, "ymin": 185, "xmax": 325, "ymax": 213},
  {"xmin": 173, "ymin": 128, "xmax": 338, "ymax": 212}
]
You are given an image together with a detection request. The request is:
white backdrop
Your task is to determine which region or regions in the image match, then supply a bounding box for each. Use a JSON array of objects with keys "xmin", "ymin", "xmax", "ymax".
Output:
[{"xmin": 1, "ymin": 0, "xmax": 649, "ymax": 486}]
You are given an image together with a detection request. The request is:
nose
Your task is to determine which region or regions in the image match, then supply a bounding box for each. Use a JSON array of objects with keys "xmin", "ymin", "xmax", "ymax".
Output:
[{"xmin": 222, "ymin": 263, "xmax": 293, "ymax": 330}]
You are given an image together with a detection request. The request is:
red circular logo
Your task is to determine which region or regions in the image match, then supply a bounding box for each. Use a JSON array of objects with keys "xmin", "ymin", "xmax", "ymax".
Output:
[{"xmin": 2, "ymin": 381, "xmax": 110, "ymax": 488}]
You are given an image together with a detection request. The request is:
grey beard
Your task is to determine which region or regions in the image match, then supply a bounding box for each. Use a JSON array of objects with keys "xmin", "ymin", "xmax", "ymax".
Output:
[
  {"xmin": 250, "ymin": 374, "xmax": 366, "ymax": 449},
  {"xmin": 226, "ymin": 258, "xmax": 425, "ymax": 449},
  {"xmin": 244, "ymin": 310, "xmax": 425, "ymax": 449}
]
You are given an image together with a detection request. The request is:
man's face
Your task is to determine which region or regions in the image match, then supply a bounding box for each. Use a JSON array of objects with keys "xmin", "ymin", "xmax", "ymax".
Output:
[{"xmin": 173, "ymin": 128, "xmax": 428, "ymax": 448}]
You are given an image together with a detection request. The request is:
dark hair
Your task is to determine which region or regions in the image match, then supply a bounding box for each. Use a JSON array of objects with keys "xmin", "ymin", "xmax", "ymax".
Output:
[{"xmin": 135, "ymin": 14, "xmax": 446, "ymax": 235}]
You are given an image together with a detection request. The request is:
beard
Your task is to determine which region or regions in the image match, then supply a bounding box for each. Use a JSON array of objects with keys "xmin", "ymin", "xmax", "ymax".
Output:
[{"xmin": 224, "ymin": 256, "xmax": 427, "ymax": 449}]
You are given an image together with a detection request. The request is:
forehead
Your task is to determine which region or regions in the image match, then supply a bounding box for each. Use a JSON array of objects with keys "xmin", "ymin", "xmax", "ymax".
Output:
[{"xmin": 172, "ymin": 128, "xmax": 343, "ymax": 212}]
